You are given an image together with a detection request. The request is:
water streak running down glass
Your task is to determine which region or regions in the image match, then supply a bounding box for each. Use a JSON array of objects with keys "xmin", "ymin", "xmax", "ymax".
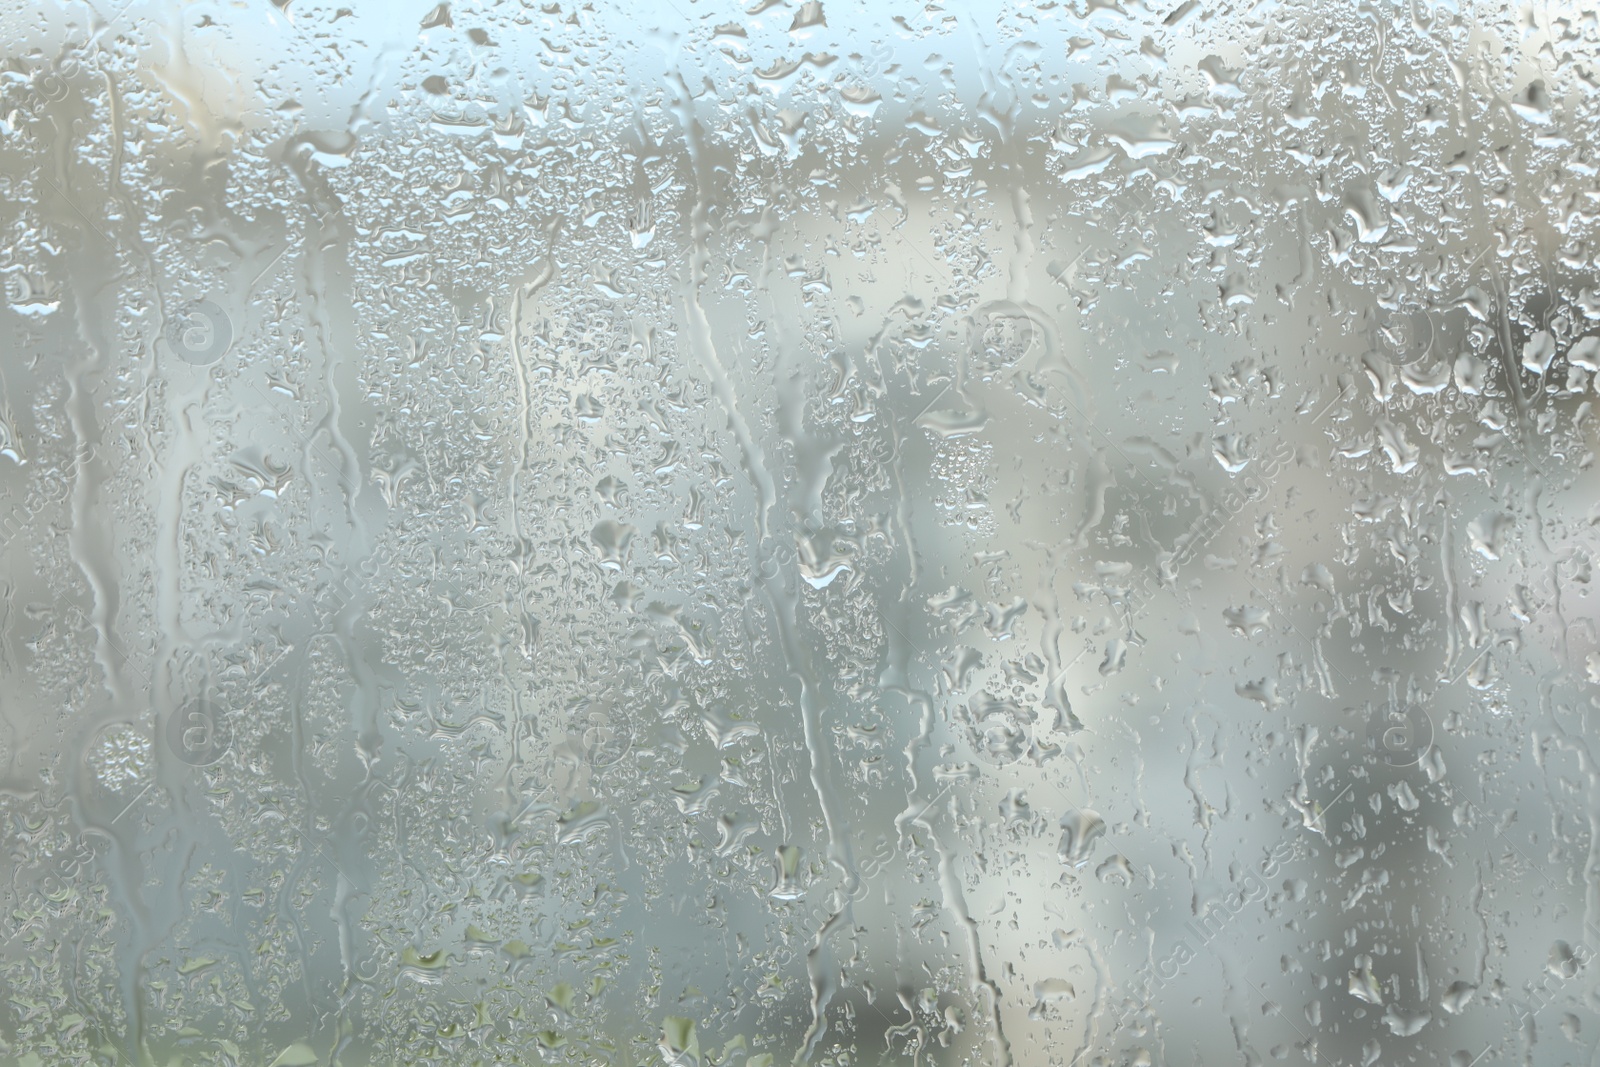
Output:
[{"xmin": 2, "ymin": 1, "xmax": 1599, "ymax": 1065}]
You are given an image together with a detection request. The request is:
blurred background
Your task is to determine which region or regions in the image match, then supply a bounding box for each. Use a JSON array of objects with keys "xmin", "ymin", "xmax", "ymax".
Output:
[{"xmin": 2, "ymin": 0, "xmax": 1599, "ymax": 1064}]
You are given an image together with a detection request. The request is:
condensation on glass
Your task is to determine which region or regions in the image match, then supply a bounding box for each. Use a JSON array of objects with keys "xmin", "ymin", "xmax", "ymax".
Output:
[{"xmin": 1, "ymin": 1, "xmax": 1596, "ymax": 1065}]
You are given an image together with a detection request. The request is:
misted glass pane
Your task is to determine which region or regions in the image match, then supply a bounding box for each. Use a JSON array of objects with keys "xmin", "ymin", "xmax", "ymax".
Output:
[{"xmin": 1, "ymin": 2, "xmax": 1594, "ymax": 1065}]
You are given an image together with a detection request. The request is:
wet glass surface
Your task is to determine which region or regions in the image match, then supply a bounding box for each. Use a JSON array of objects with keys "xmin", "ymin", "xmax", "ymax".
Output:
[{"xmin": 3, "ymin": 1, "xmax": 1600, "ymax": 1065}]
